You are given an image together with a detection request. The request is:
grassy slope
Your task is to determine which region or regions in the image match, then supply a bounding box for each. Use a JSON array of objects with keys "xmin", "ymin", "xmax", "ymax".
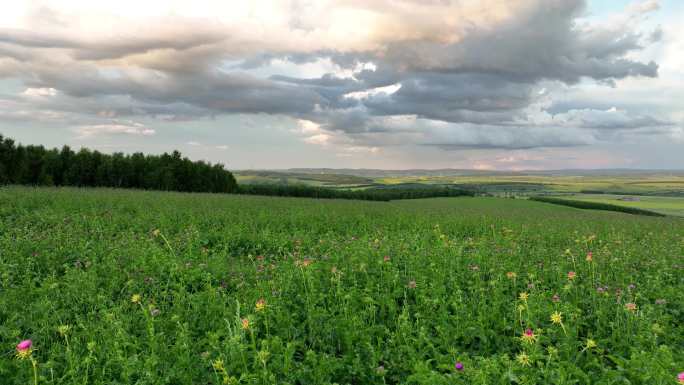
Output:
[{"xmin": 0, "ymin": 187, "xmax": 682, "ymax": 384}]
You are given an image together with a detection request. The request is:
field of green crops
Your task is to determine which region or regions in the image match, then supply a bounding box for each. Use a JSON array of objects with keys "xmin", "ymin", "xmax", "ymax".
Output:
[{"xmin": 1, "ymin": 187, "xmax": 683, "ymax": 384}]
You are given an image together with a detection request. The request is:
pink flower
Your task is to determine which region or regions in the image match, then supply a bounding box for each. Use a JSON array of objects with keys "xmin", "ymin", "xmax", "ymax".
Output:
[
  {"xmin": 567, "ymin": 271, "xmax": 576, "ymax": 280},
  {"xmin": 455, "ymin": 361, "xmax": 464, "ymax": 371},
  {"xmin": 552, "ymin": 293, "xmax": 560, "ymax": 303},
  {"xmin": 16, "ymin": 339, "xmax": 32, "ymax": 352},
  {"xmin": 383, "ymin": 255, "xmax": 391, "ymax": 262},
  {"xmin": 678, "ymin": 372, "xmax": 684, "ymax": 383}
]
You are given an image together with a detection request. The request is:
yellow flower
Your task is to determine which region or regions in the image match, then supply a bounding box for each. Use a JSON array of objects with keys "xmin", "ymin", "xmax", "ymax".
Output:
[
  {"xmin": 550, "ymin": 311, "xmax": 563, "ymax": 324},
  {"xmin": 585, "ymin": 339, "xmax": 597, "ymax": 349},
  {"xmin": 506, "ymin": 271, "xmax": 517, "ymax": 279},
  {"xmin": 212, "ymin": 358, "xmax": 225, "ymax": 371},
  {"xmin": 131, "ymin": 294, "xmax": 142, "ymax": 304},
  {"xmin": 519, "ymin": 292, "xmax": 529, "ymax": 302},
  {"xmin": 57, "ymin": 324, "xmax": 71, "ymax": 337},
  {"xmin": 516, "ymin": 352, "xmax": 531, "ymax": 366},
  {"xmin": 241, "ymin": 318, "xmax": 250, "ymax": 330},
  {"xmin": 255, "ymin": 298, "xmax": 266, "ymax": 312},
  {"xmin": 152, "ymin": 229, "xmax": 161, "ymax": 237}
]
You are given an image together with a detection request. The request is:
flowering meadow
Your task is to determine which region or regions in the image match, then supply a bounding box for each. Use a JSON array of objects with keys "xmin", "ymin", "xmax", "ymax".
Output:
[{"xmin": 1, "ymin": 187, "xmax": 683, "ymax": 384}]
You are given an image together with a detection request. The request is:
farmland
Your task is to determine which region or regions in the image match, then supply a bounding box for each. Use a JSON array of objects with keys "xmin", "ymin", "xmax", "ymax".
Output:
[{"xmin": 1, "ymin": 186, "xmax": 683, "ymax": 384}]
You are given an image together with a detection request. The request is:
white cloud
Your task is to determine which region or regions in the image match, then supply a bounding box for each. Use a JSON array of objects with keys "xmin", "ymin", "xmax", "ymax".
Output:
[{"xmin": 73, "ymin": 122, "xmax": 154, "ymax": 138}]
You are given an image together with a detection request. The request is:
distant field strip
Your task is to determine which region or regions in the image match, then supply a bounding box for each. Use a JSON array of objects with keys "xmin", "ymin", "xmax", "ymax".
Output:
[{"xmin": 530, "ymin": 196, "xmax": 667, "ymax": 216}]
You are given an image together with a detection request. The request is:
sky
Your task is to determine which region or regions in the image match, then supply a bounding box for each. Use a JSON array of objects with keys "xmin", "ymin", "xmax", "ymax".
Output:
[{"xmin": 0, "ymin": 0, "xmax": 682, "ymax": 170}]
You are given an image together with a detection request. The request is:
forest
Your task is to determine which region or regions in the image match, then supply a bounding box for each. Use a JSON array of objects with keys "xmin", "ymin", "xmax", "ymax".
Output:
[{"xmin": 0, "ymin": 134, "xmax": 238, "ymax": 193}]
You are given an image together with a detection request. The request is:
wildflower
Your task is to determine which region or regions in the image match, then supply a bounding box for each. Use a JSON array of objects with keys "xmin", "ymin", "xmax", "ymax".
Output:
[
  {"xmin": 131, "ymin": 294, "xmax": 142, "ymax": 304},
  {"xmin": 655, "ymin": 299, "xmax": 667, "ymax": 305},
  {"xmin": 597, "ymin": 286, "xmax": 606, "ymax": 294},
  {"xmin": 241, "ymin": 318, "xmax": 250, "ymax": 330},
  {"xmin": 678, "ymin": 372, "xmax": 684, "ymax": 383},
  {"xmin": 628, "ymin": 283, "xmax": 636, "ymax": 290},
  {"xmin": 624, "ymin": 303, "xmax": 637, "ymax": 312},
  {"xmin": 407, "ymin": 280, "xmax": 417, "ymax": 289},
  {"xmin": 150, "ymin": 308, "xmax": 161, "ymax": 317},
  {"xmin": 506, "ymin": 272, "xmax": 517, "ymax": 279},
  {"xmin": 519, "ymin": 292, "xmax": 529, "ymax": 302},
  {"xmin": 152, "ymin": 229, "xmax": 160, "ymax": 237},
  {"xmin": 57, "ymin": 325, "xmax": 71, "ymax": 337},
  {"xmin": 16, "ymin": 339, "xmax": 32, "ymax": 360},
  {"xmin": 527, "ymin": 283, "xmax": 535, "ymax": 289},
  {"xmin": 552, "ymin": 293, "xmax": 560, "ymax": 303},
  {"xmin": 550, "ymin": 311, "xmax": 563, "ymax": 324},
  {"xmin": 383, "ymin": 255, "xmax": 391, "ymax": 262},
  {"xmin": 585, "ymin": 339, "xmax": 597, "ymax": 349},
  {"xmin": 331, "ymin": 266, "xmax": 338, "ymax": 274},
  {"xmin": 516, "ymin": 352, "xmax": 531, "ymax": 366},
  {"xmin": 585, "ymin": 252, "xmax": 593, "ymax": 262},
  {"xmin": 521, "ymin": 328, "xmax": 537, "ymax": 344},
  {"xmin": 455, "ymin": 361, "xmax": 464, "ymax": 371},
  {"xmin": 567, "ymin": 271, "xmax": 576, "ymax": 280},
  {"xmin": 255, "ymin": 298, "xmax": 266, "ymax": 312},
  {"xmin": 212, "ymin": 358, "xmax": 225, "ymax": 371}
]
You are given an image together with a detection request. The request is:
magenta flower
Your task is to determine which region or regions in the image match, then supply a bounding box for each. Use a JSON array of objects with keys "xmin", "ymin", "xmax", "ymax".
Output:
[
  {"xmin": 455, "ymin": 361, "xmax": 464, "ymax": 371},
  {"xmin": 16, "ymin": 339, "xmax": 33, "ymax": 359},
  {"xmin": 16, "ymin": 339, "xmax": 32, "ymax": 351},
  {"xmin": 678, "ymin": 372, "xmax": 684, "ymax": 383}
]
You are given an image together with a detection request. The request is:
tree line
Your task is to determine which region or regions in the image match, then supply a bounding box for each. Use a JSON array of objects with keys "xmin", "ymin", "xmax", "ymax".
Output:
[
  {"xmin": 238, "ymin": 184, "xmax": 475, "ymax": 201},
  {"xmin": 0, "ymin": 134, "xmax": 238, "ymax": 193}
]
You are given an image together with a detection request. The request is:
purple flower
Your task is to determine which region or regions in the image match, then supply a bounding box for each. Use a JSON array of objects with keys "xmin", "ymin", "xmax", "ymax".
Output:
[
  {"xmin": 16, "ymin": 340, "xmax": 32, "ymax": 351},
  {"xmin": 455, "ymin": 361, "xmax": 464, "ymax": 371}
]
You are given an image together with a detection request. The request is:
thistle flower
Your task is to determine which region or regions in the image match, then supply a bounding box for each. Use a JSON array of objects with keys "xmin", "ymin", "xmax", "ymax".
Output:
[
  {"xmin": 383, "ymin": 255, "xmax": 391, "ymax": 262},
  {"xmin": 678, "ymin": 372, "xmax": 684, "ymax": 383},
  {"xmin": 506, "ymin": 271, "xmax": 517, "ymax": 279},
  {"xmin": 585, "ymin": 339, "xmax": 597, "ymax": 349},
  {"xmin": 241, "ymin": 318, "xmax": 250, "ymax": 330},
  {"xmin": 255, "ymin": 298, "xmax": 266, "ymax": 312},
  {"xmin": 16, "ymin": 339, "xmax": 32, "ymax": 360},
  {"xmin": 624, "ymin": 302, "xmax": 637, "ymax": 312},
  {"xmin": 552, "ymin": 293, "xmax": 560, "ymax": 303},
  {"xmin": 550, "ymin": 311, "xmax": 563, "ymax": 324},
  {"xmin": 212, "ymin": 358, "xmax": 225, "ymax": 371},
  {"xmin": 519, "ymin": 292, "xmax": 529, "ymax": 302},
  {"xmin": 131, "ymin": 294, "xmax": 142, "ymax": 304},
  {"xmin": 521, "ymin": 328, "xmax": 537, "ymax": 344},
  {"xmin": 567, "ymin": 271, "xmax": 576, "ymax": 280},
  {"xmin": 57, "ymin": 325, "xmax": 71, "ymax": 337},
  {"xmin": 516, "ymin": 352, "xmax": 531, "ymax": 366},
  {"xmin": 585, "ymin": 252, "xmax": 593, "ymax": 262},
  {"xmin": 455, "ymin": 361, "xmax": 464, "ymax": 371}
]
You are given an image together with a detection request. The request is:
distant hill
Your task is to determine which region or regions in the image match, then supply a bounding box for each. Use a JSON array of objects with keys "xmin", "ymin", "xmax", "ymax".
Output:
[{"xmin": 251, "ymin": 168, "xmax": 684, "ymax": 178}]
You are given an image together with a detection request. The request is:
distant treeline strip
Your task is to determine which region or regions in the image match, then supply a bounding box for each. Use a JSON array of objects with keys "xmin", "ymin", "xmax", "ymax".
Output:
[
  {"xmin": 238, "ymin": 184, "xmax": 475, "ymax": 201},
  {"xmin": 0, "ymin": 134, "xmax": 237, "ymax": 193},
  {"xmin": 529, "ymin": 196, "xmax": 666, "ymax": 217}
]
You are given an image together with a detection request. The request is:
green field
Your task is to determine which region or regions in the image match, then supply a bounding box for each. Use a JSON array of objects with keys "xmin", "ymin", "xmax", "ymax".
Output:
[
  {"xmin": 547, "ymin": 194, "xmax": 684, "ymax": 217},
  {"xmin": 1, "ymin": 187, "xmax": 683, "ymax": 384}
]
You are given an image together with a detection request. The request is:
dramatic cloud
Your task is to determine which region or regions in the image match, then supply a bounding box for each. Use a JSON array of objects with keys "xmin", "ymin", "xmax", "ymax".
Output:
[{"xmin": 0, "ymin": 0, "xmax": 680, "ymax": 168}]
